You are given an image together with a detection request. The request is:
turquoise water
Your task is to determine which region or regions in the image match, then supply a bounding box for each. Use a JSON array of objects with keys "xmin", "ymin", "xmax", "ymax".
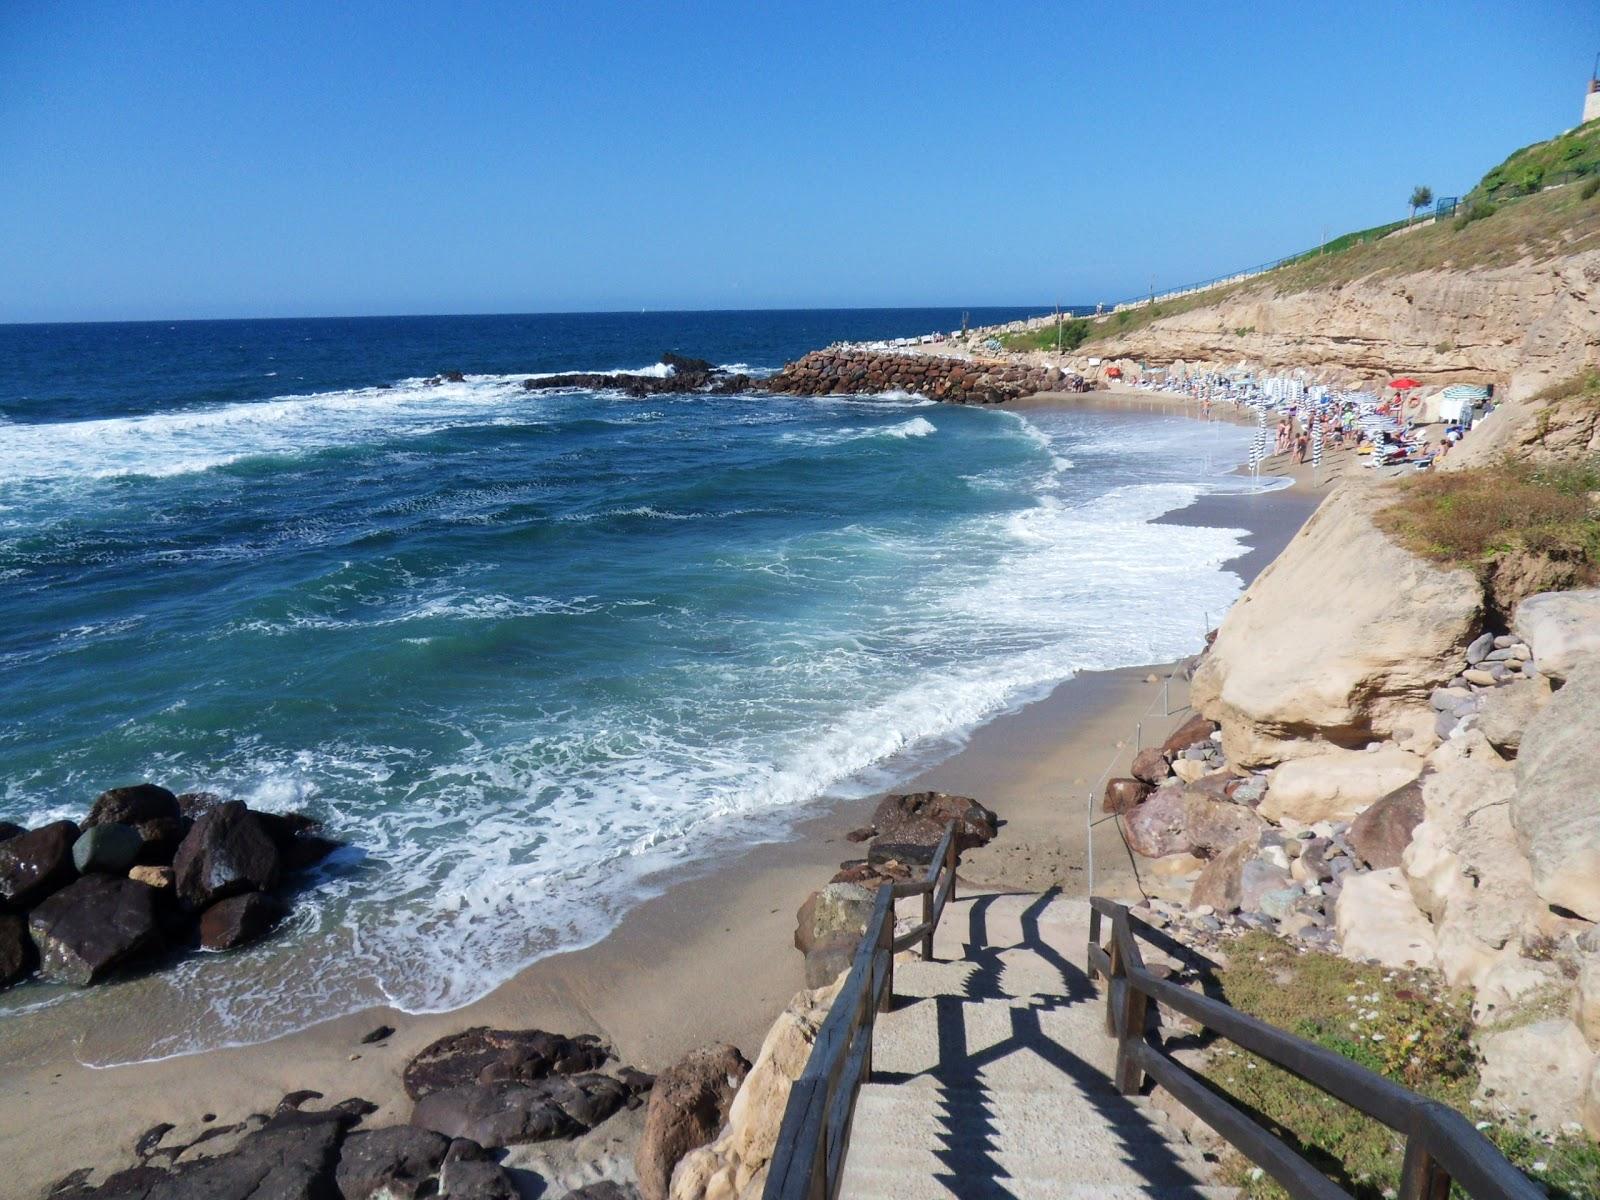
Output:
[{"xmin": 0, "ymin": 312, "xmax": 1267, "ymax": 1057}]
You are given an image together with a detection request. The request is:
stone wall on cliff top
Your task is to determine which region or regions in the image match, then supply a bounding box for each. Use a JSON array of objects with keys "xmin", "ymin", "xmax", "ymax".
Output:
[
  {"xmin": 1079, "ymin": 249, "xmax": 1600, "ymax": 402},
  {"xmin": 761, "ymin": 349, "xmax": 1083, "ymax": 405}
]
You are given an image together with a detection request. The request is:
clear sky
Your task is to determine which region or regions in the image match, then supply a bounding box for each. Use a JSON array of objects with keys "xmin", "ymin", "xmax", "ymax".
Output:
[{"xmin": 1, "ymin": 1, "xmax": 1595, "ymax": 323}]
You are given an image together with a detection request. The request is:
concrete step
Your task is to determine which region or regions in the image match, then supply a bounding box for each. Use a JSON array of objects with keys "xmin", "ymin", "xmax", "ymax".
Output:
[
  {"xmin": 839, "ymin": 1162, "xmax": 1239, "ymax": 1200},
  {"xmin": 868, "ymin": 996, "xmax": 1116, "ymax": 1082}
]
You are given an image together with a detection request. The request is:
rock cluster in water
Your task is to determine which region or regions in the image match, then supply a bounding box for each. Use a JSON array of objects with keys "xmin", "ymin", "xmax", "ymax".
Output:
[
  {"xmin": 761, "ymin": 349, "xmax": 1087, "ymax": 405},
  {"xmin": 0, "ymin": 784, "xmax": 337, "ymax": 991},
  {"xmin": 519, "ymin": 354, "xmax": 757, "ymax": 398}
]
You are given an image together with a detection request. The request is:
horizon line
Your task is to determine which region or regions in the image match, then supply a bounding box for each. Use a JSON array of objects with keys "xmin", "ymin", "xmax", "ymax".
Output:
[{"xmin": 0, "ymin": 302, "xmax": 1107, "ymax": 331}]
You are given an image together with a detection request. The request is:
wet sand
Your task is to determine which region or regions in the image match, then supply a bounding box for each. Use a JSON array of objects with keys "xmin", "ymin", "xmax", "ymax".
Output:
[{"xmin": 0, "ymin": 409, "xmax": 1326, "ymax": 1198}]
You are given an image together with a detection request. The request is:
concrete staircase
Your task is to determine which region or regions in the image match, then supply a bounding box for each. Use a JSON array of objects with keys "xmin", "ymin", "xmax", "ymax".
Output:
[{"xmin": 838, "ymin": 891, "xmax": 1234, "ymax": 1200}]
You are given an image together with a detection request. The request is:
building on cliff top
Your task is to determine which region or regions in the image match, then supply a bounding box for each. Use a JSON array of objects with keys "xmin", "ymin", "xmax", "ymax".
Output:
[{"xmin": 1586, "ymin": 61, "xmax": 1600, "ymax": 124}]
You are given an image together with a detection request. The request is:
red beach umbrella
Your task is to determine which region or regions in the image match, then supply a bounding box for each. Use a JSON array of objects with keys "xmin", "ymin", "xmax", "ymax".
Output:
[
  {"xmin": 1389, "ymin": 377, "xmax": 1421, "ymax": 391},
  {"xmin": 1105, "ymin": 366, "xmax": 1123, "ymax": 379}
]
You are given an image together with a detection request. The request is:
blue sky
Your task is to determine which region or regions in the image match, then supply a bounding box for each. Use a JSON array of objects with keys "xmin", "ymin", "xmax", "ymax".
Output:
[{"xmin": 1, "ymin": 1, "xmax": 1594, "ymax": 322}]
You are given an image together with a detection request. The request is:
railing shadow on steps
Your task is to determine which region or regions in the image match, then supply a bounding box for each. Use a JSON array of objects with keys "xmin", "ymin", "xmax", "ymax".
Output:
[
  {"xmin": 763, "ymin": 821, "xmax": 961, "ymax": 1200},
  {"xmin": 1087, "ymin": 897, "xmax": 1542, "ymax": 1200}
]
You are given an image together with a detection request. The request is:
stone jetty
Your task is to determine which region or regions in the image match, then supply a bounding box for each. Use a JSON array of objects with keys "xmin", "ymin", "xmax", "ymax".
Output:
[{"xmin": 761, "ymin": 349, "xmax": 1087, "ymax": 406}]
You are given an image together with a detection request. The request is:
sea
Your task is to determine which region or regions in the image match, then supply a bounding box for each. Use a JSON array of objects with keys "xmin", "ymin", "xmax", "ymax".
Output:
[{"xmin": 0, "ymin": 309, "xmax": 1276, "ymax": 1060}]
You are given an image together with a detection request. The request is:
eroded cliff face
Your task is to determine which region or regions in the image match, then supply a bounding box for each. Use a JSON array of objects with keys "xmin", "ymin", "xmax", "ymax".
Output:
[{"xmin": 1082, "ymin": 250, "xmax": 1600, "ymax": 401}]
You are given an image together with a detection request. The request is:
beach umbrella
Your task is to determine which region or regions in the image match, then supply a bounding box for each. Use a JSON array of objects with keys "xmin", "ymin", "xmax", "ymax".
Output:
[{"xmin": 1389, "ymin": 377, "xmax": 1421, "ymax": 391}]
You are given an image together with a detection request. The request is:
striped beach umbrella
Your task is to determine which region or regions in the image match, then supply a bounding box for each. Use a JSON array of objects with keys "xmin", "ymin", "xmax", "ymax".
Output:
[{"xmin": 1250, "ymin": 405, "xmax": 1268, "ymax": 473}]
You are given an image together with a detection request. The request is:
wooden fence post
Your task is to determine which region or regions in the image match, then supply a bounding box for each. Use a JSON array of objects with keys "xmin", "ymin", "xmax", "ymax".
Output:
[
  {"xmin": 1398, "ymin": 1136, "xmax": 1451, "ymax": 1200},
  {"xmin": 945, "ymin": 831, "xmax": 957, "ymax": 904},
  {"xmin": 877, "ymin": 900, "xmax": 894, "ymax": 1014},
  {"xmin": 920, "ymin": 881, "xmax": 934, "ymax": 960}
]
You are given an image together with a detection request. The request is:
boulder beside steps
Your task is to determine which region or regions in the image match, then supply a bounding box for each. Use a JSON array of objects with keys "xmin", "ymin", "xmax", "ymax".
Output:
[{"xmin": 838, "ymin": 892, "xmax": 1235, "ymax": 1200}]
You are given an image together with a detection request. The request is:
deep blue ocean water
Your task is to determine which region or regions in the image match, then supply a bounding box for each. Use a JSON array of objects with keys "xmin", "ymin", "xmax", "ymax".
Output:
[{"xmin": 0, "ymin": 309, "xmax": 1268, "ymax": 1058}]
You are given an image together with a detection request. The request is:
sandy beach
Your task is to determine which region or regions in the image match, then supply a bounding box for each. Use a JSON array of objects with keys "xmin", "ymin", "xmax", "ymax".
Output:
[{"xmin": 0, "ymin": 398, "xmax": 1326, "ymax": 1198}]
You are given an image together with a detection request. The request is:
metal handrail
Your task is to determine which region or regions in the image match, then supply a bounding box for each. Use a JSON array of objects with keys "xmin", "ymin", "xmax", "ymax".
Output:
[
  {"xmin": 763, "ymin": 822, "xmax": 961, "ymax": 1200},
  {"xmin": 1087, "ymin": 897, "xmax": 1541, "ymax": 1200}
]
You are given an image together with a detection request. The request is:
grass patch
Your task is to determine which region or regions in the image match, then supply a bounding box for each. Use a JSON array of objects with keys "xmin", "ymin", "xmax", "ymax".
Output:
[
  {"xmin": 999, "ymin": 316, "xmax": 1094, "ymax": 353},
  {"xmin": 1531, "ymin": 368, "xmax": 1600, "ymax": 409},
  {"xmin": 1197, "ymin": 933, "xmax": 1592, "ymax": 1200},
  {"xmin": 1374, "ymin": 457, "xmax": 1600, "ymax": 573},
  {"xmin": 1471, "ymin": 120, "xmax": 1600, "ymax": 204}
]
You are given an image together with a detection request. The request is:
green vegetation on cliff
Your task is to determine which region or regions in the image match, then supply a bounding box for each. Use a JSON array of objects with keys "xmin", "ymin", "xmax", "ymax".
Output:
[
  {"xmin": 1201, "ymin": 933, "xmax": 1600, "ymax": 1200},
  {"xmin": 1469, "ymin": 119, "xmax": 1600, "ymax": 204}
]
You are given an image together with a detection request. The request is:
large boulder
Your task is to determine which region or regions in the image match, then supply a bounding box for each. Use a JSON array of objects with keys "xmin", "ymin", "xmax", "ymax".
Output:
[
  {"xmin": 1158, "ymin": 714, "xmax": 1216, "ymax": 759},
  {"xmin": 1190, "ymin": 485, "xmax": 1481, "ymax": 766},
  {"xmin": 411, "ymin": 1074, "xmax": 640, "ymax": 1148},
  {"xmin": 72, "ymin": 823, "xmax": 143, "ymax": 875},
  {"xmin": 1130, "ymin": 747, "xmax": 1171, "ymax": 786},
  {"xmin": 1403, "ymin": 733, "xmax": 1544, "ymax": 989},
  {"xmin": 1477, "ymin": 1019, "xmax": 1595, "ymax": 1134},
  {"xmin": 85, "ymin": 784, "xmax": 180, "ymax": 829},
  {"xmin": 1102, "ymin": 778, "xmax": 1150, "ymax": 815},
  {"xmin": 636, "ymin": 1044, "xmax": 750, "ymax": 1200},
  {"xmin": 1512, "ymin": 589, "xmax": 1600, "ymax": 683},
  {"xmin": 794, "ymin": 882, "xmax": 876, "ymax": 987},
  {"xmin": 199, "ymin": 892, "xmax": 286, "ymax": 951},
  {"xmin": 1119, "ymin": 784, "xmax": 1265, "ymax": 860},
  {"xmin": 334, "ymin": 1125, "xmax": 450, "ymax": 1200},
  {"xmin": 27, "ymin": 874, "xmax": 162, "ymax": 985},
  {"xmin": 1347, "ymin": 777, "xmax": 1426, "ymax": 870},
  {"xmin": 0, "ymin": 912, "xmax": 36, "ymax": 986},
  {"xmin": 670, "ymin": 978, "xmax": 843, "ymax": 1200},
  {"xmin": 1474, "ymin": 676, "xmax": 1551, "ymax": 756},
  {"xmin": 1512, "ymin": 659, "xmax": 1600, "ymax": 920},
  {"xmin": 1262, "ymin": 745, "xmax": 1425, "ymax": 824},
  {"xmin": 1189, "ymin": 841, "xmax": 1256, "ymax": 913},
  {"xmin": 403, "ymin": 1028, "xmax": 612, "ymax": 1100},
  {"xmin": 869, "ymin": 792, "xmax": 997, "ymax": 853},
  {"xmin": 0, "ymin": 820, "xmax": 79, "ymax": 908},
  {"xmin": 172, "ymin": 801, "xmax": 281, "ymax": 911},
  {"xmin": 1334, "ymin": 868, "xmax": 1437, "ymax": 970}
]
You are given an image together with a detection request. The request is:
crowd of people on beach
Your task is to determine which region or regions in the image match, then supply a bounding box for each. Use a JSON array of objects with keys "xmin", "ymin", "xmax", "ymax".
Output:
[{"xmin": 1143, "ymin": 368, "xmax": 1482, "ymax": 474}]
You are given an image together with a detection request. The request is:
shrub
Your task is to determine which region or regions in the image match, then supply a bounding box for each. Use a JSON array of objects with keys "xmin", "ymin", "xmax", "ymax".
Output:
[
  {"xmin": 1582, "ymin": 177, "xmax": 1600, "ymax": 201},
  {"xmin": 1375, "ymin": 457, "xmax": 1600, "ymax": 572},
  {"xmin": 1453, "ymin": 200, "xmax": 1497, "ymax": 230}
]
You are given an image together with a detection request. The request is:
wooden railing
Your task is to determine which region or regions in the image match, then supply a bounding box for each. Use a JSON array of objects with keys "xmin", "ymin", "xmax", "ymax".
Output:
[
  {"xmin": 1087, "ymin": 897, "xmax": 1541, "ymax": 1200},
  {"xmin": 763, "ymin": 822, "xmax": 961, "ymax": 1200}
]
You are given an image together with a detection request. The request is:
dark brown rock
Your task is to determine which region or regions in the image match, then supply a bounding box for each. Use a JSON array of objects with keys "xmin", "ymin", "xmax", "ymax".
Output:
[
  {"xmin": 804, "ymin": 930, "xmax": 860, "ymax": 988},
  {"xmin": 28, "ymin": 875, "xmax": 161, "ymax": 985},
  {"xmin": 253, "ymin": 810, "xmax": 321, "ymax": 849},
  {"xmin": 172, "ymin": 801, "xmax": 280, "ymax": 911},
  {"xmin": 283, "ymin": 833, "xmax": 341, "ymax": 872},
  {"xmin": 1159, "ymin": 714, "xmax": 1217, "ymax": 759},
  {"xmin": 635, "ymin": 1044, "xmax": 750, "ymax": 1200},
  {"xmin": 411, "ymin": 1074, "xmax": 636, "ymax": 1147},
  {"xmin": 199, "ymin": 892, "xmax": 286, "ymax": 951},
  {"xmin": 0, "ymin": 820, "xmax": 79, "ymax": 909},
  {"xmin": 0, "ymin": 821, "xmax": 23, "ymax": 842},
  {"xmin": 133, "ymin": 816, "xmax": 190, "ymax": 865},
  {"xmin": 1348, "ymin": 777, "xmax": 1426, "ymax": 871},
  {"xmin": 870, "ymin": 791, "xmax": 997, "ymax": 853},
  {"xmin": 335, "ymin": 1125, "xmax": 449, "ymax": 1200},
  {"xmin": 1118, "ymin": 785, "xmax": 1190, "ymax": 859},
  {"xmin": 175, "ymin": 791, "xmax": 223, "ymax": 819},
  {"xmin": 1130, "ymin": 747, "xmax": 1171, "ymax": 786},
  {"xmin": 1102, "ymin": 777, "xmax": 1151, "ymax": 815},
  {"xmin": 1190, "ymin": 842, "xmax": 1255, "ymax": 913},
  {"xmin": 0, "ymin": 912, "xmax": 36, "ymax": 986},
  {"xmin": 85, "ymin": 784, "xmax": 179, "ymax": 829},
  {"xmin": 403, "ymin": 1027, "xmax": 611, "ymax": 1101}
]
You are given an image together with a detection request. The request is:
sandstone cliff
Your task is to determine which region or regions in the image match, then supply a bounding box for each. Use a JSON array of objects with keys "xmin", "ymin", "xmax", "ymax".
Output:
[{"xmin": 1070, "ymin": 188, "xmax": 1600, "ymax": 401}]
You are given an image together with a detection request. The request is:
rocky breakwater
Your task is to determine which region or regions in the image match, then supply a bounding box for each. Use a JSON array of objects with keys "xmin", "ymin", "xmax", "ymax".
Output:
[
  {"xmin": 1119, "ymin": 459, "xmax": 1600, "ymax": 1137},
  {"xmin": 516, "ymin": 354, "xmax": 757, "ymax": 398},
  {"xmin": 0, "ymin": 784, "xmax": 337, "ymax": 992},
  {"xmin": 761, "ymin": 349, "xmax": 1087, "ymax": 405}
]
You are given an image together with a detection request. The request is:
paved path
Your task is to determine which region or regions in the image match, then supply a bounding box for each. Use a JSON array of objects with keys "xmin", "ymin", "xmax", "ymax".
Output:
[{"xmin": 839, "ymin": 891, "xmax": 1234, "ymax": 1200}]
